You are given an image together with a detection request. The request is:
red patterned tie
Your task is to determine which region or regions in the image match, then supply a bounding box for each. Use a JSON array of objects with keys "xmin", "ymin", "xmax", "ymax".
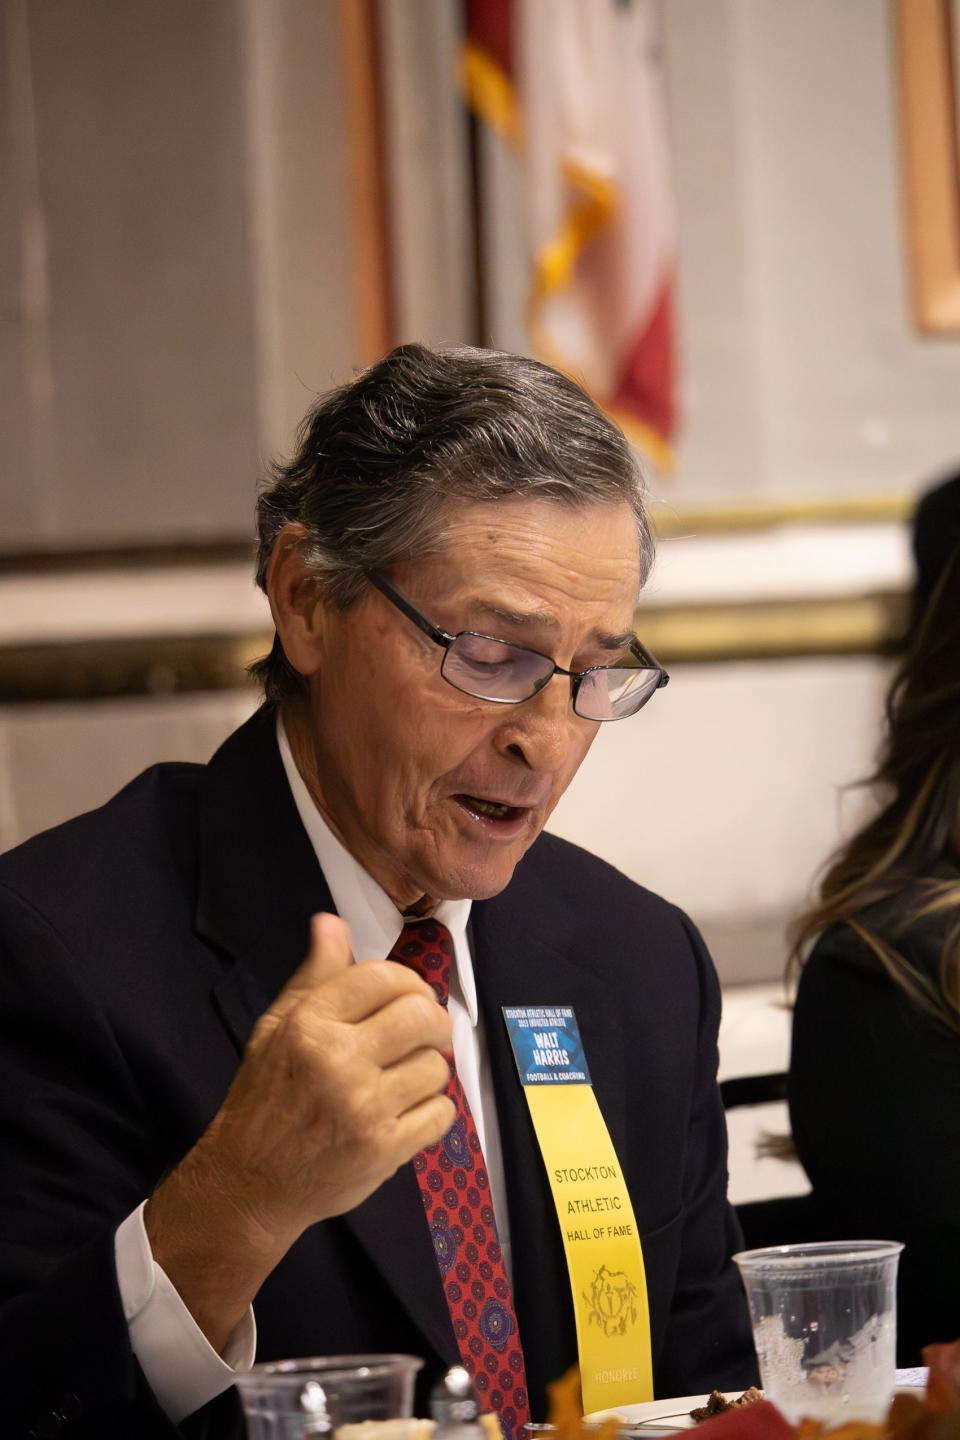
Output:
[{"xmin": 390, "ymin": 920, "xmax": 530, "ymax": 1440}]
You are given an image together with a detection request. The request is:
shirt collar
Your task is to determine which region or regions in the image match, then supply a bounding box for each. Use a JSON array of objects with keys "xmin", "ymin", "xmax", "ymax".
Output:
[{"xmin": 276, "ymin": 715, "xmax": 477, "ymax": 1025}]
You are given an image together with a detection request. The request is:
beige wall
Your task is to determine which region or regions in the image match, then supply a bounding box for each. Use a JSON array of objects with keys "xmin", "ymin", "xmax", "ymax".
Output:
[
  {"xmin": 548, "ymin": 654, "xmax": 890, "ymax": 983},
  {"xmin": 1, "ymin": 0, "xmax": 359, "ymax": 551},
  {"xmin": 668, "ymin": 0, "xmax": 960, "ymax": 497},
  {"xmin": 2, "ymin": 0, "xmax": 259, "ymax": 546}
]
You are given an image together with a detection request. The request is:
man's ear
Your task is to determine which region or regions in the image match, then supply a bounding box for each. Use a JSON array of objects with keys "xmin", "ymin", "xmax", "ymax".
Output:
[{"xmin": 265, "ymin": 523, "xmax": 327, "ymax": 679}]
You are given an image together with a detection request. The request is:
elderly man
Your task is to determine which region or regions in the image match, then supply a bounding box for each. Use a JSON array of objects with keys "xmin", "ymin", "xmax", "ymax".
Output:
[{"xmin": 0, "ymin": 346, "xmax": 754, "ymax": 1440}]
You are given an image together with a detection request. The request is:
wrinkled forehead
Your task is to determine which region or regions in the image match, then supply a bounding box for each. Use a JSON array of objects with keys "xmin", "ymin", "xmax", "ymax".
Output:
[
  {"xmin": 426, "ymin": 493, "xmax": 643, "ymax": 569},
  {"xmin": 395, "ymin": 495, "xmax": 643, "ymax": 629}
]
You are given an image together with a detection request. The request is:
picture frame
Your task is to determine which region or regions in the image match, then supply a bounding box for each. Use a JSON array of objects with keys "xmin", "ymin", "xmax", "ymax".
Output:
[{"xmin": 895, "ymin": 0, "xmax": 960, "ymax": 330}]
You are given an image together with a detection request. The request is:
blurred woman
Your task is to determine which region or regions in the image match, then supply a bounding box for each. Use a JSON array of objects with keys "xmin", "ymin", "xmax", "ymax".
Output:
[{"xmin": 788, "ymin": 541, "xmax": 960, "ymax": 1365}]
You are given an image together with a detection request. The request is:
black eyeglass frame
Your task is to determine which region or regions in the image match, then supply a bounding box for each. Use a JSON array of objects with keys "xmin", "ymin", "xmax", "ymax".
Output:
[{"xmin": 367, "ymin": 570, "xmax": 670, "ymax": 720}]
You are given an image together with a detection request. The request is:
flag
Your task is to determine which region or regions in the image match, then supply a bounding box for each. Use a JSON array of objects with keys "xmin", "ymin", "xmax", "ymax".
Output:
[{"xmin": 463, "ymin": 0, "xmax": 679, "ymax": 473}]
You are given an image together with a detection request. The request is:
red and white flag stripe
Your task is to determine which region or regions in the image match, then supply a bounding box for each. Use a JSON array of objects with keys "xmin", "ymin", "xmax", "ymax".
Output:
[{"xmin": 463, "ymin": 0, "xmax": 678, "ymax": 473}]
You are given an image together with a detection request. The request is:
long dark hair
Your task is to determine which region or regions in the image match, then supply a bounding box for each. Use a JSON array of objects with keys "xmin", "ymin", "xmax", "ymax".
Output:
[{"xmin": 789, "ymin": 545, "xmax": 960, "ymax": 1033}]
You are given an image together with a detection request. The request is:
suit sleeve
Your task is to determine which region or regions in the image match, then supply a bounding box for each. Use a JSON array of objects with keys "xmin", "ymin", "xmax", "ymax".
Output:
[
  {"xmin": 0, "ymin": 880, "xmax": 226, "ymax": 1439},
  {"xmin": 653, "ymin": 913, "xmax": 757, "ymax": 1396}
]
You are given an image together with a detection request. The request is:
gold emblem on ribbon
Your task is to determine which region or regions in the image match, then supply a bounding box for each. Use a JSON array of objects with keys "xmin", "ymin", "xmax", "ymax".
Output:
[{"xmin": 584, "ymin": 1264, "xmax": 640, "ymax": 1338}]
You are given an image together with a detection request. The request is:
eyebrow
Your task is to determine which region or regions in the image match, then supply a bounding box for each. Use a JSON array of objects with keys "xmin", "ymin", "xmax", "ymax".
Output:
[{"xmin": 463, "ymin": 600, "xmax": 636, "ymax": 655}]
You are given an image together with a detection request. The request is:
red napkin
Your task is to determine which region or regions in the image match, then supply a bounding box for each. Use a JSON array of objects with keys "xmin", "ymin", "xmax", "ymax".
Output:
[{"xmin": 686, "ymin": 1400, "xmax": 795, "ymax": 1440}]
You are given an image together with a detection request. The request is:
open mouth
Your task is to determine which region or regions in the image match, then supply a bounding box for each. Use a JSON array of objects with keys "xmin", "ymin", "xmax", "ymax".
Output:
[{"xmin": 453, "ymin": 794, "xmax": 524, "ymax": 824}]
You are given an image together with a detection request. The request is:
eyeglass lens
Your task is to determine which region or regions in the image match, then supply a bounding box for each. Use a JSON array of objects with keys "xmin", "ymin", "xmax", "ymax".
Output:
[
  {"xmin": 441, "ymin": 632, "xmax": 662, "ymax": 721},
  {"xmin": 442, "ymin": 632, "xmax": 554, "ymax": 702},
  {"xmin": 573, "ymin": 664, "xmax": 664, "ymax": 721}
]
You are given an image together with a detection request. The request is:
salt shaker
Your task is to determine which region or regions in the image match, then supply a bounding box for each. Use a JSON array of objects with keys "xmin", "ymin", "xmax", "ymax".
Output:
[{"xmin": 429, "ymin": 1366, "xmax": 486, "ymax": 1440}]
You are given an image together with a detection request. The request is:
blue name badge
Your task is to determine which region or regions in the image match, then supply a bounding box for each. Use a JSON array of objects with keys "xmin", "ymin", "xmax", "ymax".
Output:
[{"xmin": 502, "ymin": 1005, "xmax": 592, "ymax": 1086}]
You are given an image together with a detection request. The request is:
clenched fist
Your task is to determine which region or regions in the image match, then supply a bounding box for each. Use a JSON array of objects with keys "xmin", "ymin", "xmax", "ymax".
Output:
[{"xmin": 145, "ymin": 913, "xmax": 454, "ymax": 1352}]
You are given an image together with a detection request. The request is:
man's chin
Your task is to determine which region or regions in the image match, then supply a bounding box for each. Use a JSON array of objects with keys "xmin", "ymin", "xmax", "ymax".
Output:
[
  {"xmin": 427, "ymin": 846, "xmax": 533, "ymax": 904},
  {"xmin": 402, "ymin": 813, "xmax": 545, "ymax": 905}
]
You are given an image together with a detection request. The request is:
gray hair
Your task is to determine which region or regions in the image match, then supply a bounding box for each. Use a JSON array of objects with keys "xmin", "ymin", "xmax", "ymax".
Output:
[{"xmin": 252, "ymin": 342, "xmax": 653, "ymax": 705}]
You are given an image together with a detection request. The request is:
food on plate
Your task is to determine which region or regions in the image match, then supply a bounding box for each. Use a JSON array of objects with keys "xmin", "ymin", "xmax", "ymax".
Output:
[{"xmin": 690, "ymin": 1388, "xmax": 764, "ymax": 1423}]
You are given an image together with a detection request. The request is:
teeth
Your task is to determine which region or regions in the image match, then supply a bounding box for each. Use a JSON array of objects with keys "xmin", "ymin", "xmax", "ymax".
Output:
[{"xmin": 465, "ymin": 796, "xmax": 511, "ymax": 819}]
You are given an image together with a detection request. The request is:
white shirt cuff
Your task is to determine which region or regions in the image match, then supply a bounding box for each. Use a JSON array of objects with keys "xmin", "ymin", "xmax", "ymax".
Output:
[{"xmin": 114, "ymin": 1200, "xmax": 257, "ymax": 1423}]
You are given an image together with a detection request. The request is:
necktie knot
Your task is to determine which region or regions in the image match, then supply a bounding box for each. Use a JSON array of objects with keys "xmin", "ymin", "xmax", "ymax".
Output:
[{"xmin": 390, "ymin": 919, "xmax": 454, "ymax": 1006}]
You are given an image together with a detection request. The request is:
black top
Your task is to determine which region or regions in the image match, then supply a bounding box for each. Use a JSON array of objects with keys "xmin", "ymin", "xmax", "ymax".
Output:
[
  {"xmin": 0, "ymin": 706, "xmax": 755, "ymax": 1439},
  {"xmin": 789, "ymin": 875, "xmax": 960, "ymax": 1364}
]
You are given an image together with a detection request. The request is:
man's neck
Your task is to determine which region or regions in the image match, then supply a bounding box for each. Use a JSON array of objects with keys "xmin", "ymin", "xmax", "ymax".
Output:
[{"xmin": 403, "ymin": 895, "xmax": 437, "ymax": 919}]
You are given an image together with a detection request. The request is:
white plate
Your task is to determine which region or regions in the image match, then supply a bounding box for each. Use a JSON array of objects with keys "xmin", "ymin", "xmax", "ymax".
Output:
[
  {"xmin": 585, "ymin": 1383, "xmax": 927, "ymax": 1435},
  {"xmin": 584, "ymin": 1394, "xmax": 735, "ymax": 1433}
]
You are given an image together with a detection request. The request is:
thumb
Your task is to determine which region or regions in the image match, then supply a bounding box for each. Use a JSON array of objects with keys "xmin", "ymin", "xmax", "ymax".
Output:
[{"xmin": 268, "ymin": 912, "xmax": 355, "ymax": 1022}]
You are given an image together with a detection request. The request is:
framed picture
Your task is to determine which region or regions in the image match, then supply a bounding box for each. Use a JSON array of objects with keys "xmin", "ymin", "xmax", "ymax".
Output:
[{"xmin": 895, "ymin": 0, "xmax": 960, "ymax": 329}]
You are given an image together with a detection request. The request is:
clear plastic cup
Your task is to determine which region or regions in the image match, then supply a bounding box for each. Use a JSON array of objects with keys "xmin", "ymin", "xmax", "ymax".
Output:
[
  {"xmin": 234, "ymin": 1354, "xmax": 424, "ymax": 1439},
  {"xmin": 734, "ymin": 1241, "xmax": 904, "ymax": 1425}
]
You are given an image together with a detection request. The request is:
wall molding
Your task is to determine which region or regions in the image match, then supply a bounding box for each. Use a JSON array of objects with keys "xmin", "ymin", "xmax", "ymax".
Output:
[
  {"xmin": 637, "ymin": 590, "xmax": 906, "ymax": 665},
  {"xmin": 1, "ymin": 588, "xmax": 907, "ymax": 704},
  {"xmin": 648, "ymin": 491, "xmax": 913, "ymax": 537}
]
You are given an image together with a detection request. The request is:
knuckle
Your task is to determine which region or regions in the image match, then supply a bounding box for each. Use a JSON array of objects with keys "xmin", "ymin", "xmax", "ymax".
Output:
[
  {"xmin": 343, "ymin": 1088, "xmax": 382, "ymax": 1141},
  {"xmin": 317, "ymin": 1031, "xmax": 357, "ymax": 1083},
  {"xmin": 283, "ymin": 1006, "xmax": 317, "ymax": 1055},
  {"xmin": 284, "ymin": 1009, "xmax": 348, "ymax": 1078},
  {"xmin": 433, "ymin": 1096, "xmax": 456, "ymax": 1137},
  {"xmin": 249, "ymin": 1012, "xmax": 277, "ymax": 1048},
  {"xmin": 406, "ymin": 991, "xmax": 441, "ymax": 1029},
  {"xmin": 382, "ymin": 994, "xmax": 432, "ymax": 1047},
  {"xmin": 369, "ymin": 959, "xmax": 405, "ymax": 991},
  {"xmin": 308, "ymin": 972, "xmax": 351, "ymax": 1017}
]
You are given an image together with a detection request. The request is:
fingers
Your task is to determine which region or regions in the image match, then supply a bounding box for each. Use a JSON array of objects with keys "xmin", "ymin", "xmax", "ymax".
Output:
[
  {"xmin": 306, "ymin": 959, "xmax": 440, "ymax": 1029},
  {"xmin": 305, "ymin": 912, "xmax": 353, "ymax": 981},
  {"xmin": 390, "ymin": 1093, "xmax": 458, "ymax": 1162},
  {"xmin": 266, "ymin": 912, "xmax": 355, "ymax": 1024},
  {"xmin": 381, "ymin": 1046, "xmax": 452, "ymax": 1116},
  {"xmin": 359, "ymin": 989, "xmax": 453, "ymax": 1068},
  {"xmin": 268, "ymin": 914, "xmax": 442, "ymax": 1033}
]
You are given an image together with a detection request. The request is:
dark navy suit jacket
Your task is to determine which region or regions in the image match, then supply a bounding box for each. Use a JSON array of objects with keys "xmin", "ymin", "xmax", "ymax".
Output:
[{"xmin": 0, "ymin": 706, "xmax": 754, "ymax": 1439}]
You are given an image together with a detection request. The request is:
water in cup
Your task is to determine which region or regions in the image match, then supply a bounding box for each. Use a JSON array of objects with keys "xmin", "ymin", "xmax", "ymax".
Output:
[
  {"xmin": 734, "ymin": 1241, "xmax": 903, "ymax": 1425},
  {"xmin": 234, "ymin": 1354, "xmax": 423, "ymax": 1439}
]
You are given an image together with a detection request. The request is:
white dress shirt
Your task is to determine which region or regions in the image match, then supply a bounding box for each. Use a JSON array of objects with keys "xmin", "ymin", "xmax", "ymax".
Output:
[{"xmin": 113, "ymin": 717, "xmax": 512, "ymax": 1423}]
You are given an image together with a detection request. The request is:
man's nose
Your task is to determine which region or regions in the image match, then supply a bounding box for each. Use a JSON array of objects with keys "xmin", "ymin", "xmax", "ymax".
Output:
[{"xmin": 495, "ymin": 677, "xmax": 587, "ymax": 772}]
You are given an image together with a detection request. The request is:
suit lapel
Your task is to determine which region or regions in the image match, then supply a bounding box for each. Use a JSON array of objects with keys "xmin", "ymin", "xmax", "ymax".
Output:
[
  {"xmin": 198, "ymin": 706, "xmax": 331, "ymax": 1052},
  {"xmin": 194, "ymin": 706, "xmax": 453, "ymax": 1363}
]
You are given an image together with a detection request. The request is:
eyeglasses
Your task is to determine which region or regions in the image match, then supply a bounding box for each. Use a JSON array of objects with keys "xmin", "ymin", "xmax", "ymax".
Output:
[{"xmin": 367, "ymin": 571, "xmax": 669, "ymax": 722}]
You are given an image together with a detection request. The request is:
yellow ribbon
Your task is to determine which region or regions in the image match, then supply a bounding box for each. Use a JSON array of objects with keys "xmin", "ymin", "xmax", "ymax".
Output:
[{"xmin": 522, "ymin": 1082, "xmax": 653, "ymax": 1414}]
